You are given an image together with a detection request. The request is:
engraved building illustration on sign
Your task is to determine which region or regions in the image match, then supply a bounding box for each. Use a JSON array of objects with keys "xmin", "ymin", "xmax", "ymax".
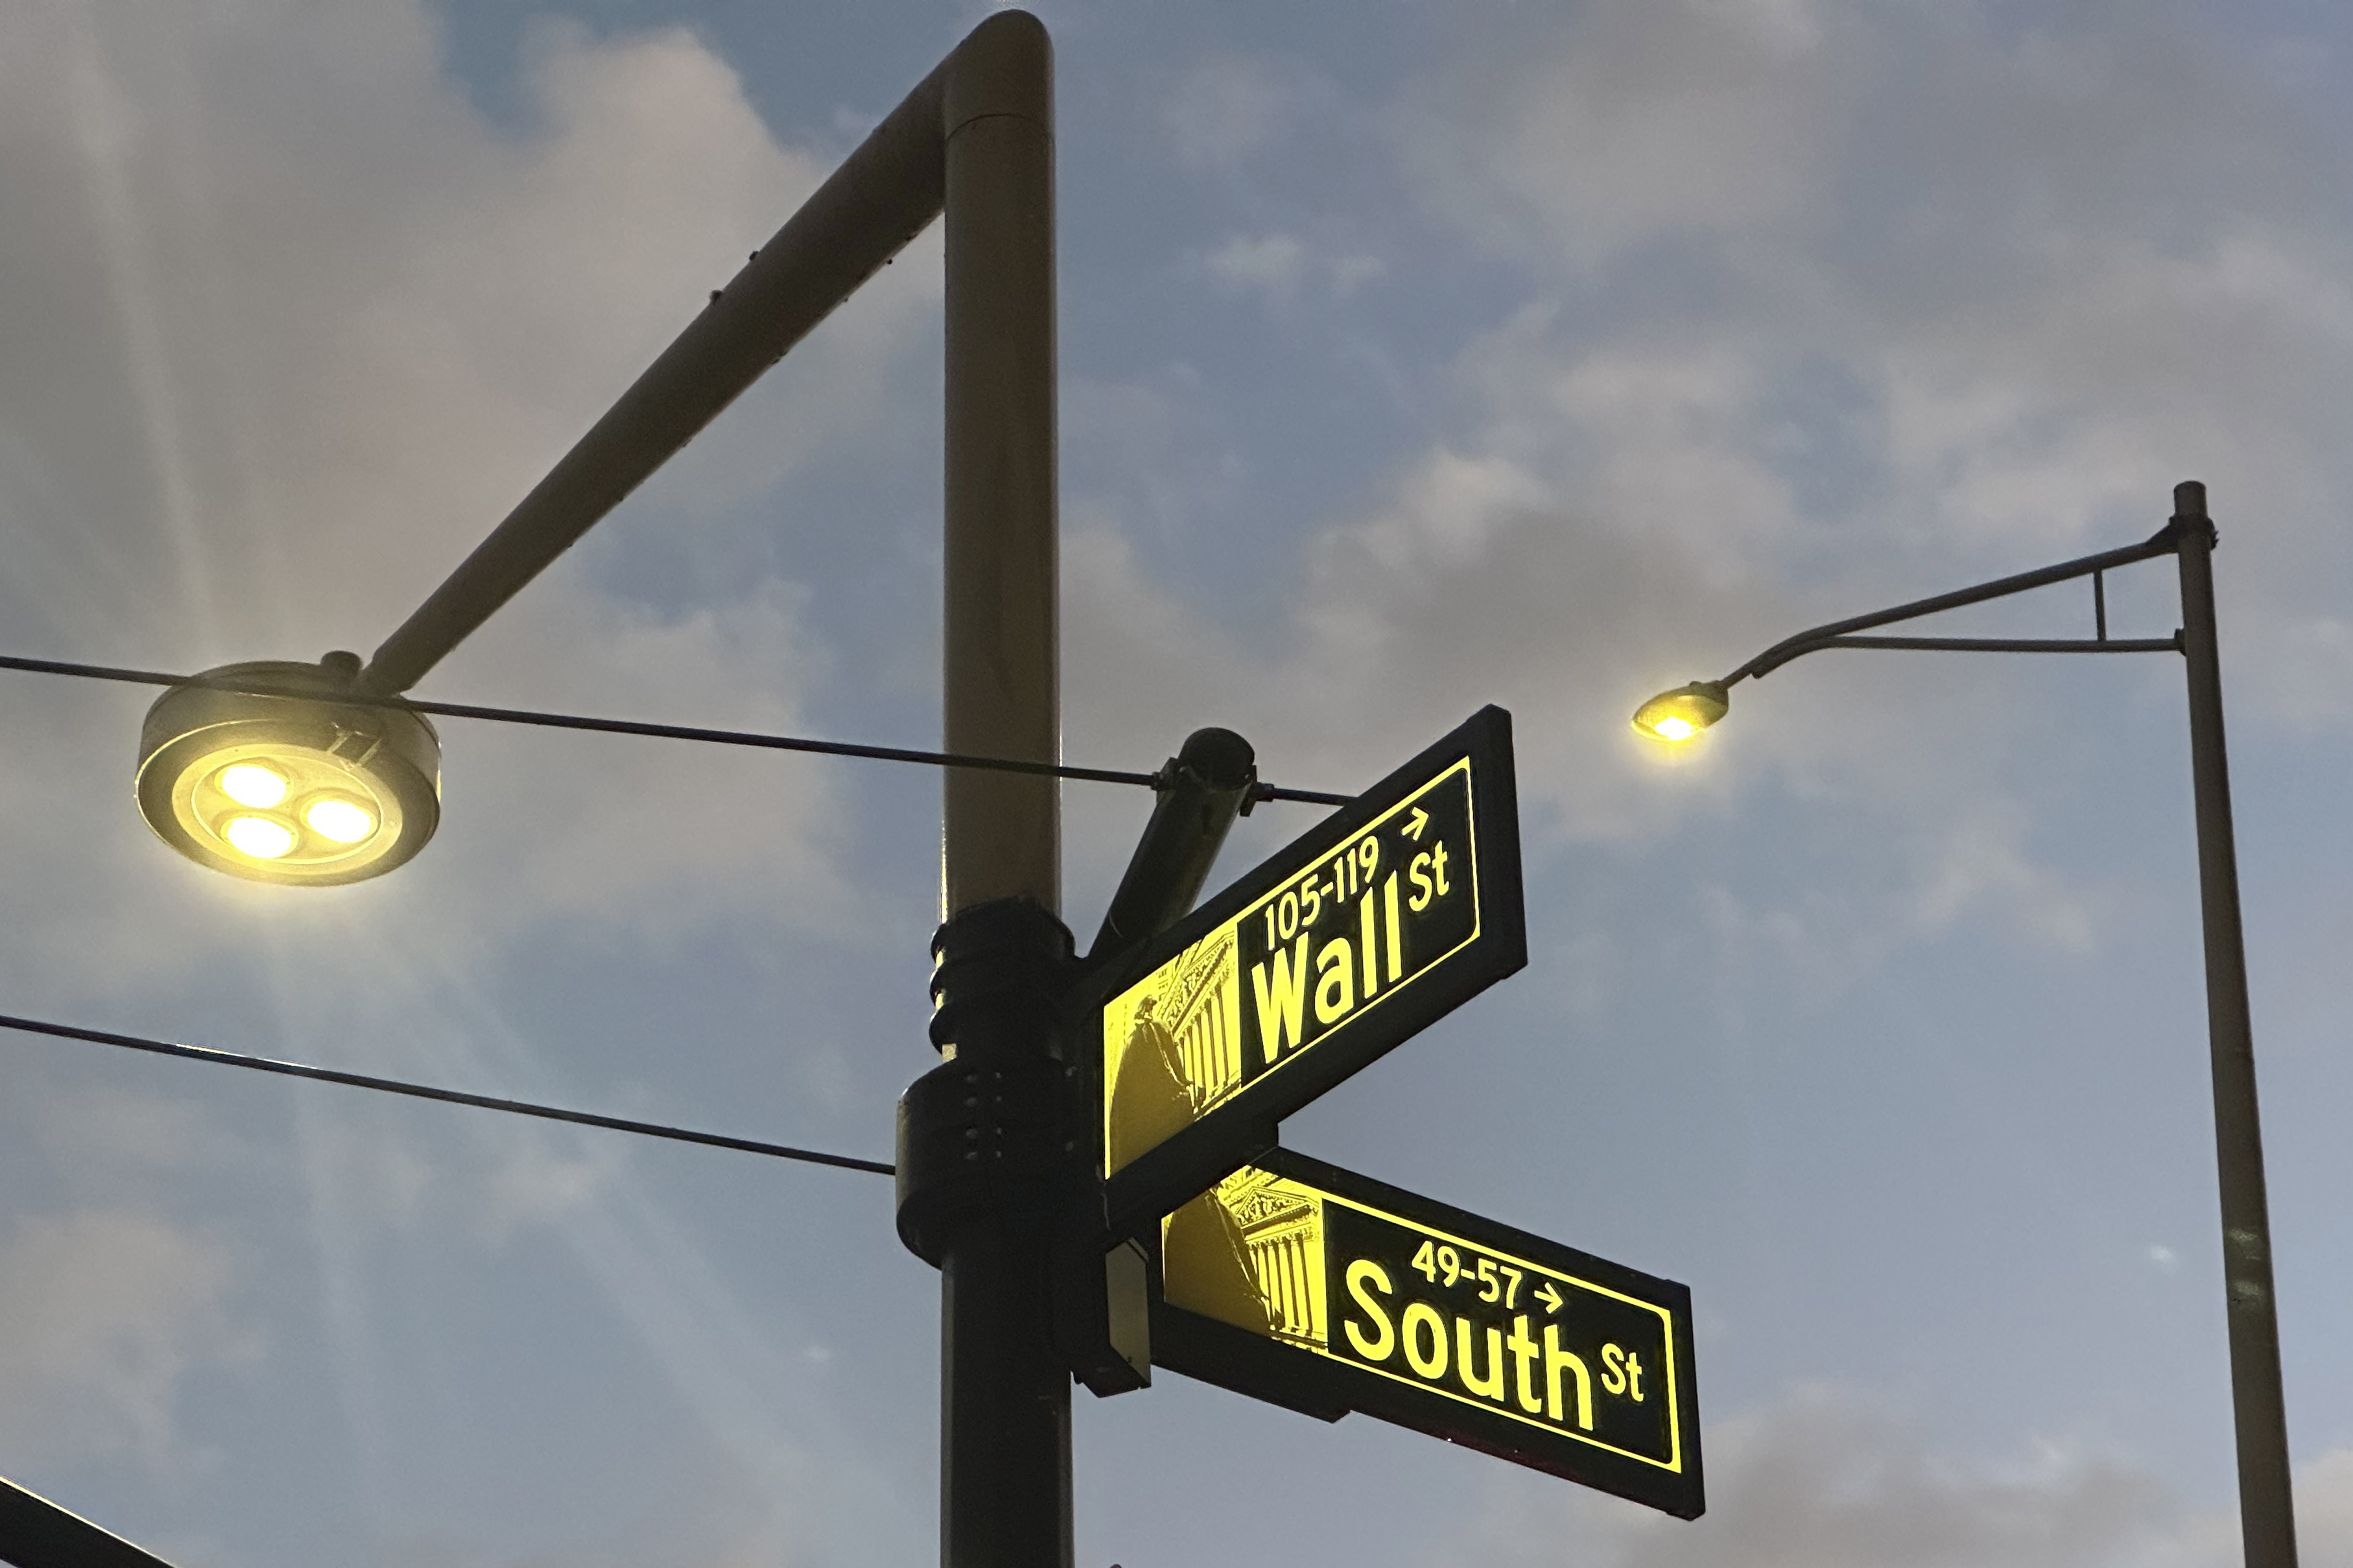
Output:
[
  {"xmin": 1163, "ymin": 1165, "xmax": 1329, "ymax": 1349},
  {"xmin": 1103, "ymin": 927, "xmax": 1241, "ymax": 1174}
]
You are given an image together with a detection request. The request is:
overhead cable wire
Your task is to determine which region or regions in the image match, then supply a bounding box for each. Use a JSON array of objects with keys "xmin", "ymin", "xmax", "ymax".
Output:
[
  {"xmin": 0, "ymin": 1010, "xmax": 892, "ymax": 1176},
  {"xmin": 0, "ymin": 653, "xmax": 1353, "ymax": 806}
]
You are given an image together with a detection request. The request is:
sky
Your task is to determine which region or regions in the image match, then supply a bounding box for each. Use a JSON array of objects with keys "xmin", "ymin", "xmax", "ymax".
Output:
[{"xmin": 2, "ymin": 0, "xmax": 2353, "ymax": 1563}]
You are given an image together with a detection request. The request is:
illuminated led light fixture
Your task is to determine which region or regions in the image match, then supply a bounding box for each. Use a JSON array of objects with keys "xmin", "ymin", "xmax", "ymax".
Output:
[
  {"xmin": 1631, "ymin": 680, "xmax": 1730, "ymax": 743},
  {"xmin": 135, "ymin": 656, "xmax": 440, "ymax": 886}
]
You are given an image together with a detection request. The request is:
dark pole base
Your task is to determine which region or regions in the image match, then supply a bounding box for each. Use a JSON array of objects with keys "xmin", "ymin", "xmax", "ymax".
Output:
[
  {"xmin": 903, "ymin": 897, "xmax": 1078, "ymax": 1568},
  {"xmin": 942, "ymin": 1207, "xmax": 1074, "ymax": 1567}
]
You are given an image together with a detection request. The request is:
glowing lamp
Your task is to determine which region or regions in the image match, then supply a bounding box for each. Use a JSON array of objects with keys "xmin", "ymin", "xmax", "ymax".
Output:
[
  {"xmin": 1631, "ymin": 680, "xmax": 1729, "ymax": 743},
  {"xmin": 135, "ymin": 656, "xmax": 440, "ymax": 886}
]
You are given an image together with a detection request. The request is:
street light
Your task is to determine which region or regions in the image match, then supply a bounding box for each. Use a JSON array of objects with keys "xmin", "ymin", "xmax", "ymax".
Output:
[
  {"xmin": 1629, "ymin": 680, "xmax": 1728, "ymax": 743},
  {"xmin": 134, "ymin": 654, "xmax": 442, "ymax": 886},
  {"xmin": 1635, "ymin": 480, "xmax": 2297, "ymax": 1568}
]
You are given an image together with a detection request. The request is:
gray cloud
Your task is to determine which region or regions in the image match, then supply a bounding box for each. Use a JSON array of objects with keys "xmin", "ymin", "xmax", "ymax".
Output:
[
  {"xmin": 1402, "ymin": 0, "xmax": 1847, "ymax": 267},
  {"xmin": 1162, "ymin": 54, "xmax": 1305, "ymax": 172},
  {"xmin": 1399, "ymin": 0, "xmax": 2353, "ymax": 582},
  {"xmin": 0, "ymin": 1208, "xmax": 237, "ymax": 1468},
  {"xmin": 1436, "ymin": 1386, "xmax": 2353, "ymax": 1568}
]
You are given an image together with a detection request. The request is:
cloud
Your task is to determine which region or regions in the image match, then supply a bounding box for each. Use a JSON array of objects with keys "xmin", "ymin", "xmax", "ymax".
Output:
[
  {"xmin": 1402, "ymin": 0, "xmax": 1845, "ymax": 268},
  {"xmin": 1440, "ymin": 1386, "xmax": 2353, "ymax": 1568},
  {"xmin": 1911, "ymin": 809, "xmax": 2096, "ymax": 952},
  {"xmin": 0, "ymin": 1209, "xmax": 237, "ymax": 1468},
  {"xmin": 2, "ymin": 3, "xmax": 822, "ymax": 656},
  {"xmin": 1400, "ymin": 0, "xmax": 2353, "ymax": 582},
  {"xmin": 1202, "ymin": 232, "xmax": 1385, "ymax": 300},
  {"xmin": 32, "ymin": 1086, "xmax": 213, "ymax": 1178},
  {"xmin": 1163, "ymin": 54, "xmax": 1299, "ymax": 171},
  {"xmin": 1205, "ymin": 233, "xmax": 1309, "ymax": 292},
  {"xmin": 2262, "ymin": 615, "xmax": 2353, "ymax": 733},
  {"xmin": 1400, "ymin": 0, "xmax": 2353, "ymax": 634}
]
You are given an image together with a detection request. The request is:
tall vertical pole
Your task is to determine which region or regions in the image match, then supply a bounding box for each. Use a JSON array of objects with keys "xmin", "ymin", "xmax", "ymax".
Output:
[
  {"xmin": 937, "ymin": 13, "xmax": 1069, "ymax": 1568},
  {"xmin": 2175, "ymin": 479, "xmax": 2298, "ymax": 1568}
]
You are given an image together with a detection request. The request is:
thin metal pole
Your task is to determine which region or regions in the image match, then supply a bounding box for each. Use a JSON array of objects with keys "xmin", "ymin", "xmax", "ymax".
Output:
[
  {"xmin": 2175, "ymin": 479, "xmax": 2297, "ymax": 1568},
  {"xmin": 941, "ymin": 15, "xmax": 1060, "ymax": 918},
  {"xmin": 936, "ymin": 14, "xmax": 1069, "ymax": 1568}
]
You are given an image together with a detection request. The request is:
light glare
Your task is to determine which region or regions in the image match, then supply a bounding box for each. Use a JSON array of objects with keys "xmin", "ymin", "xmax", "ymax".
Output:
[
  {"xmin": 222, "ymin": 815, "xmax": 296, "ymax": 859},
  {"xmin": 1631, "ymin": 681, "xmax": 1729, "ymax": 743},
  {"xmin": 217, "ymin": 763, "xmax": 289, "ymax": 807},
  {"xmin": 304, "ymin": 796, "xmax": 377, "ymax": 845}
]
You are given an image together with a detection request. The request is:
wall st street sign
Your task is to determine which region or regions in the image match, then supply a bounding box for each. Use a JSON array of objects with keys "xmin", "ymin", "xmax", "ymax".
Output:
[
  {"xmin": 1152, "ymin": 1150, "xmax": 1704, "ymax": 1519},
  {"xmin": 1093, "ymin": 707, "xmax": 1525, "ymax": 1235}
]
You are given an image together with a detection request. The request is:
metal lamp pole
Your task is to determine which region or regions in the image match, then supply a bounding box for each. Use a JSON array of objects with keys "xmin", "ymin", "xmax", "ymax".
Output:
[
  {"xmin": 1638, "ymin": 480, "xmax": 2294, "ymax": 1567},
  {"xmin": 934, "ymin": 19, "xmax": 1072, "ymax": 1568},
  {"xmin": 2174, "ymin": 484, "xmax": 2295, "ymax": 1568}
]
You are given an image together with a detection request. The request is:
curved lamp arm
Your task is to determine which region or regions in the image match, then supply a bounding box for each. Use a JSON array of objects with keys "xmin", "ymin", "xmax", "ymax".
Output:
[
  {"xmin": 1727, "ymin": 519, "xmax": 2187, "ymax": 685},
  {"xmin": 1633, "ymin": 518, "xmax": 2194, "ymax": 741}
]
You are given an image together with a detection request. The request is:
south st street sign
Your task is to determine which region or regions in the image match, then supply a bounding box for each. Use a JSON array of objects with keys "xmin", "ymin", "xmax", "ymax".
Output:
[
  {"xmin": 1152, "ymin": 1151, "xmax": 1703, "ymax": 1519},
  {"xmin": 1092, "ymin": 707, "xmax": 1526, "ymax": 1236}
]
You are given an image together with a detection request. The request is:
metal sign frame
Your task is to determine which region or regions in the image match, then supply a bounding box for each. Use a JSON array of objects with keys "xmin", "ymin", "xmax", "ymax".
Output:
[
  {"xmin": 1149, "ymin": 1150, "xmax": 1705, "ymax": 1519},
  {"xmin": 1088, "ymin": 706, "xmax": 1525, "ymax": 1237}
]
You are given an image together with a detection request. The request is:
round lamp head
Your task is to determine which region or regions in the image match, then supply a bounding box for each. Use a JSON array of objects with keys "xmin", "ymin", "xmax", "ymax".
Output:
[
  {"xmin": 1631, "ymin": 680, "xmax": 1729, "ymax": 743},
  {"xmin": 136, "ymin": 658, "xmax": 440, "ymax": 886}
]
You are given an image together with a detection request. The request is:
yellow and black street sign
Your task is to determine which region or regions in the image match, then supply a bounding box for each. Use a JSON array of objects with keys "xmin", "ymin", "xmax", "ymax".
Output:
[
  {"xmin": 1152, "ymin": 1150, "xmax": 1704, "ymax": 1518},
  {"xmin": 1093, "ymin": 707, "xmax": 1524, "ymax": 1234}
]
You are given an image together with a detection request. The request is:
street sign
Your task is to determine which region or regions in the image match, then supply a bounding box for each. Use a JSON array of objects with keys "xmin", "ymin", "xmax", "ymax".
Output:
[
  {"xmin": 1093, "ymin": 707, "xmax": 1524, "ymax": 1235},
  {"xmin": 1151, "ymin": 1150, "xmax": 1703, "ymax": 1518}
]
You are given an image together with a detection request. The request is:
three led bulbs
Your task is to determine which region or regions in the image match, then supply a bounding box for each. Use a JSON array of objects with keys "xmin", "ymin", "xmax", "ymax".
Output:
[{"xmin": 211, "ymin": 761, "xmax": 379, "ymax": 861}]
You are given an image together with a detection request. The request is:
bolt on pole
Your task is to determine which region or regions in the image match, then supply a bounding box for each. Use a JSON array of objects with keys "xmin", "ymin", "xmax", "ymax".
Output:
[{"xmin": 2174, "ymin": 481, "xmax": 2298, "ymax": 1568}]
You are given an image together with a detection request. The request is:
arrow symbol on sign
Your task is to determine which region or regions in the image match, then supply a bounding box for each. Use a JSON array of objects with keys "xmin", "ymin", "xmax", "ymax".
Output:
[
  {"xmin": 1404, "ymin": 807, "xmax": 1430, "ymax": 842},
  {"xmin": 1535, "ymin": 1281, "xmax": 1563, "ymax": 1314}
]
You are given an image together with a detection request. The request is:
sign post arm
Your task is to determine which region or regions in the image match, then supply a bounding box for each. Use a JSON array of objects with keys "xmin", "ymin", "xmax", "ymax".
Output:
[{"xmin": 1087, "ymin": 728, "xmax": 1256, "ymax": 962}]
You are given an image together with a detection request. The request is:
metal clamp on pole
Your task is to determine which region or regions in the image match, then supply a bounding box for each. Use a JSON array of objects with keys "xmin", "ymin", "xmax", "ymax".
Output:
[
  {"xmin": 897, "ymin": 898, "xmax": 1078, "ymax": 1265},
  {"xmin": 1087, "ymin": 728, "xmax": 1257, "ymax": 966}
]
